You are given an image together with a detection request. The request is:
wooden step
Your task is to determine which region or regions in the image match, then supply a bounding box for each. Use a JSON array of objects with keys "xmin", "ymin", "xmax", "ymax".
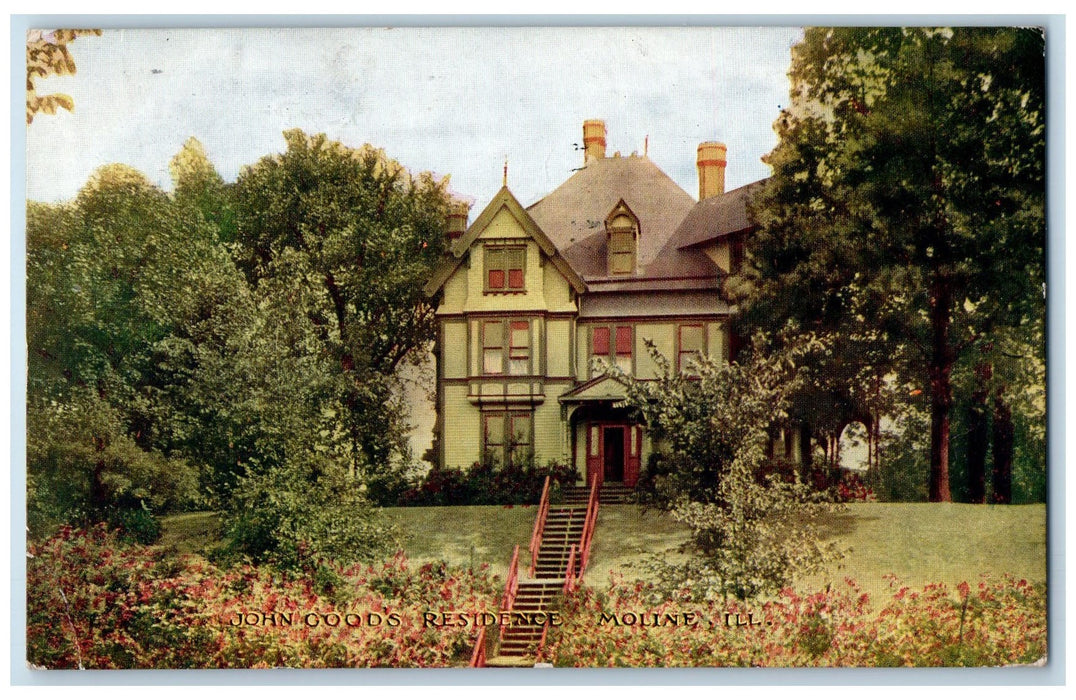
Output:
[{"xmin": 485, "ymin": 655, "xmax": 536, "ymax": 667}]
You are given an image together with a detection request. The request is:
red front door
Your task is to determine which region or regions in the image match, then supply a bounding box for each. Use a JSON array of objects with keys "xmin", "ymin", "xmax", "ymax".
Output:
[{"xmin": 586, "ymin": 423, "xmax": 641, "ymax": 487}]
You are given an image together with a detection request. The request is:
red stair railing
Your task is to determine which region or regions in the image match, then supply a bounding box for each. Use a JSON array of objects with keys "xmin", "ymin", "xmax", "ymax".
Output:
[
  {"xmin": 469, "ymin": 544, "xmax": 520, "ymax": 667},
  {"xmin": 469, "ymin": 627, "xmax": 487, "ymax": 667},
  {"xmin": 562, "ymin": 544, "xmax": 577, "ymax": 594},
  {"xmin": 503, "ymin": 544, "xmax": 520, "ymax": 611},
  {"xmin": 578, "ymin": 475, "xmax": 600, "ymax": 576},
  {"xmin": 529, "ymin": 476, "xmax": 551, "ymax": 577},
  {"xmin": 535, "ymin": 618, "xmax": 551, "ymax": 662}
]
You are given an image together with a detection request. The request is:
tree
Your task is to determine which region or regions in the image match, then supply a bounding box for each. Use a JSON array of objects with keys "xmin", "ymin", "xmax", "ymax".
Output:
[
  {"xmin": 616, "ymin": 339, "xmax": 842, "ymax": 600},
  {"xmin": 169, "ymin": 137, "xmax": 237, "ymax": 242},
  {"xmin": 26, "ymin": 165, "xmax": 223, "ymax": 534},
  {"xmin": 26, "ymin": 29, "xmax": 100, "ymax": 124},
  {"xmin": 738, "ymin": 28, "xmax": 1045, "ymax": 501},
  {"xmin": 232, "ymin": 130, "xmax": 452, "ymax": 479}
]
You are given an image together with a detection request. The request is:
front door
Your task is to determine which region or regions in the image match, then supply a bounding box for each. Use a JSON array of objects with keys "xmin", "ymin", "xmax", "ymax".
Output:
[
  {"xmin": 586, "ymin": 422, "xmax": 642, "ymax": 487},
  {"xmin": 603, "ymin": 427, "xmax": 625, "ymax": 482}
]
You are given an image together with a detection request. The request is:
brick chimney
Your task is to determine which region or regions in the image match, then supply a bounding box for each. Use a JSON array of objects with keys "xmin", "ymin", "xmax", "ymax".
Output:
[
  {"xmin": 446, "ymin": 201, "xmax": 469, "ymax": 243},
  {"xmin": 583, "ymin": 119, "xmax": 607, "ymax": 164},
  {"xmin": 697, "ymin": 142, "xmax": 727, "ymax": 200}
]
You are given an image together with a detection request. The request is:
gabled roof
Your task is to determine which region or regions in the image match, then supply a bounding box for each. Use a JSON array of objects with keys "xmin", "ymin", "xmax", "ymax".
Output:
[
  {"xmin": 526, "ymin": 155, "xmax": 700, "ymax": 279},
  {"xmin": 424, "ymin": 186, "xmax": 586, "ymax": 297},
  {"xmin": 672, "ymin": 180, "xmax": 764, "ymax": 251}
]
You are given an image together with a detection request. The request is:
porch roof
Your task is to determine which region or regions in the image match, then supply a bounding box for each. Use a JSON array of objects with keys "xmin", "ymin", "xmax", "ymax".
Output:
[{"xmin": 558, "ymin": 375, "xmax": 631, "ymax": 405}]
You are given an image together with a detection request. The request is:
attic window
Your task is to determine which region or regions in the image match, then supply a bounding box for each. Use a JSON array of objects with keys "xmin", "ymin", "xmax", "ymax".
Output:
[
  {"xmin": 608, "ymin": 230, "xmax": 635, "ymax": 275},
  {"xmin": 604, "ymin": 200, "xmax": 639, "ymax": 276},
  {"xmin": 485, "ymin": 246, "xmax": 525, "ymax": 292}
]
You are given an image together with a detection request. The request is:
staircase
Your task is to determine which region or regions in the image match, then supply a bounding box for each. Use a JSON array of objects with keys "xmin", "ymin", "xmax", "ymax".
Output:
[
  {"xmin": 493, "ymin": 580, "xmax": 563, "ymax": 660},
  {"xmin": 563, "ymin": 482, "xmax": 633, "ymax": 505},
  {"xmin": 532, "ymin": 505, "xmax": 586, "ymax": 578},
  {"xmin": 474, "ymin": 477, "xmax": 604, "ymax": 668}
]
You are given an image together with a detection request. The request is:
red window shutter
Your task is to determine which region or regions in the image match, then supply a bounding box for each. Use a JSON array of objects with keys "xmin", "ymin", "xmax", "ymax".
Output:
[
  {"xmin": 615, "ymin": 326, "xmax": 632, "ymax": 356},
  {"xmin": 488, "ymin": 269, "xmax": 505, "ymax": 288},
  {"xmin": 508, "ymin": 268, "xmax": 524, "ymax": 288},
  {"xmin": 593, "ymin": 327, "xmax": 610, "ymax": 356}
]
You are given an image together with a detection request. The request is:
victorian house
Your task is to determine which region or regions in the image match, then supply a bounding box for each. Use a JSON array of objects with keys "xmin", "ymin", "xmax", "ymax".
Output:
[{"xmin": 424, "ymin": 120, "xmax": 804, "ymax": 487}]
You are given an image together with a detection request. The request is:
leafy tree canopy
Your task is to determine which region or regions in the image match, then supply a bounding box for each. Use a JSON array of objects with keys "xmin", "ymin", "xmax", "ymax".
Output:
[
  {"xmin": 26, "ymin": 28, "xmax": 100, "ymax": 124},
  {"xmin": 233, "ymin": 129, "xmax": 452, "ymax": 476},
  {"xmin": 737, "ymin": 27, "xmax": 1045, "ymax": 501}
]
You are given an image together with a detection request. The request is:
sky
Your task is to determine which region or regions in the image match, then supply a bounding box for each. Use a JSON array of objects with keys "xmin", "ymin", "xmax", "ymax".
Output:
[{"xmin": 25, "ymin": 26, "xmax": 804, "ymax": 210}]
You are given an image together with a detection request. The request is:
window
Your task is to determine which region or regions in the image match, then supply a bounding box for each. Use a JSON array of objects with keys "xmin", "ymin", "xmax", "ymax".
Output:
[
  {"xmin": 509, "ymin": 413, "xmax": 533, "ymax": 464},
  {"xmin": 509, "ymin": 321, "xmax": 530, "ymax": 375},
  {"xmin": 483, "ymin": 320, "xmax": 504, "ymax": 374},
  {"xmin": 678, "ymin": 324, "xmax": 705, "ymax": 376},
  {"xmin": 591, "ymin": 325, "xmax": 632, "ymax": 375},
  {"xmin": 614, "ymin": 326, "xmax": 632, "ymax": 373},
  {"xmin": 484, "ymin": 411, "xmax": 533, "ymax": 466},
  {"xmin": 485, "ymin": 246, "xmax": 525, "ymax": 292},
  {"xmin": 731, "ymin": 235, "xmax": 745, "ymax": 274},
  {"xmin": 608, "ymin": 230, "xmax": 636, "ymax": 275},
  {"xmin": 484, "ymin": 412, "xmax": 504, "ymax": 460},
  {"xmin": 483, "ymin": 319, "xmax": 531, "ymax": 376}
]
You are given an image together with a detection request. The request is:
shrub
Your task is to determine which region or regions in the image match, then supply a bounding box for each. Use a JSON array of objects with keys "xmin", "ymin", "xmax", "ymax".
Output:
[
  {"xmin": 220, "ymin": 460, "xmax": 397, "ymax": 573},
  {"xmin": 400, "ymin": 457, "xmax": 577, "ymax": 506}
]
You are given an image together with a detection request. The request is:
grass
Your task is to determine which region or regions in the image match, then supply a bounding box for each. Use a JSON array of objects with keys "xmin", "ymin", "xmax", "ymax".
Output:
[
  {"xmin": 383, "ymin": 505, "xmax": 535, "ymax": 582},
  {"xmin": 158, "ymin": 511, "xmax": 222, "ymax": 555},
  {"xmin": 160, "ymin": 502, "xmax": 1047, "ymax": 601},
  {"xmin": 799, "ymin": 502, "xmax": 1047, "ymax": 599}
]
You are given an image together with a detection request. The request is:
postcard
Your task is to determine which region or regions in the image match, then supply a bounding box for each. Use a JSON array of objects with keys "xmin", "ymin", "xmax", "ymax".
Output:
[{"xmin": 21, "ymin": 24, "xmax": 1049, "ymax": 674}]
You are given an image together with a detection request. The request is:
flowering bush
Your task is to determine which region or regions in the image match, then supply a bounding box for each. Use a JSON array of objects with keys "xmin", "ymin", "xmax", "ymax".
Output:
[
  {"xmin": 27, "ymin": 526, "xmax": 1045, "ymax": 668},
  {"xmin": 539, "ymin": 575, "xmax": 1046, "ymax": 667},
  {"xmin": 833, "ymin": 471, "xmax": 877, "ymax": 503},
  {"xmin": 27, "ymin": 525, "xmax": 499, "ymax": 668}
]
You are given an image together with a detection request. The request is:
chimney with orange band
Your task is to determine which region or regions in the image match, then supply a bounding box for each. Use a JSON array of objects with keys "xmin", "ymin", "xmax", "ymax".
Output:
[
  {"xmin": 583, "ymin": 119, "xmax": 607, "ymax": 164},
  {"xmin": 697, "ymin": 141, "xmax": 727, "ymax": 200}
]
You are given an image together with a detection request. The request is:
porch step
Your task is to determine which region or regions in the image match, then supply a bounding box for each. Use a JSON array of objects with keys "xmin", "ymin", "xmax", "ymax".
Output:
[{"xmin": 562, "ymin": 484, "xmax": 634, "ymax": 505}]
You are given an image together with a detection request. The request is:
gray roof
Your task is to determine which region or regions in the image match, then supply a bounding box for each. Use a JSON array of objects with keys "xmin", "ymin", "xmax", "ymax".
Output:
[
  {"xmin": 672, "ymin": 181, "xmax": 763, "ymax": 251},
  {"xmin": 526, "ymin": 155, "xmax": 711, "ymax": 281},
  {"xmin": 579, "ymin": 290, "xmax": 731, "ymax": 319}
]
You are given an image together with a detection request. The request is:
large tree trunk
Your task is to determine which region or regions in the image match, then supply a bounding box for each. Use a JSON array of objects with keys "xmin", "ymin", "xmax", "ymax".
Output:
[
  {"xmin": 928, "ymin": 276, "xmax": 954, "ymax": 502},
  {"xmin": 966, "ymin": 362, "xmax": 992, "ymax": 503},
  {"xmin": 991, "ymin": 389, "xmax": 1014, "ymax": 504}
]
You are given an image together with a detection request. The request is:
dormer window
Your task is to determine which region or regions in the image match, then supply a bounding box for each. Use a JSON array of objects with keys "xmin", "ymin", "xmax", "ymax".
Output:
[{"xmin": 605, "ymin": 200, "xmax": 639, "ymax": 276}]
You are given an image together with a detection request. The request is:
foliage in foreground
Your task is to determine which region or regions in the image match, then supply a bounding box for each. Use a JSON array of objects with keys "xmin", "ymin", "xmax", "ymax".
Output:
[
  {"xmin": 540, "ymin": 576, "xmax": 1046, "ymax": 668},
  {"xmin": 27, "ymin": 526, "xmax": 1045, "ymax": 669},
  {"xmin": 27, "ymin": 526, "xmax": 498, "ymax": 669}
]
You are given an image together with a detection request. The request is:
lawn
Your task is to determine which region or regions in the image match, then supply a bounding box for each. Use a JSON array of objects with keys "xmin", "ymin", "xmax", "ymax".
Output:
[
  {"xmin": 161, "ymin": 502, "xmax": 1047, "ymax": 601},
  {"xmin": 800, "ymin": 502, "xmax": 1047, "ymax": 599},
  {"xmin": 383, "ymin": 504, "xmax": 535, "ymax": 581},
  {"xmin": 382, "ymin": 502, "xmax": 1047, "ymax": 600}
]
